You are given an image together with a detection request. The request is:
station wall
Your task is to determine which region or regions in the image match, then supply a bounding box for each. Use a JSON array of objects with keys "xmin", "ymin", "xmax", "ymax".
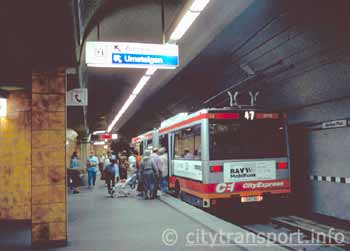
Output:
[
  {"xmin": 0, "ymin": 91, "xmax": 31, "ymax": 220},
  {"xmin": 288, "ymin": 98, "xmax": 350, "ymax": 221}
]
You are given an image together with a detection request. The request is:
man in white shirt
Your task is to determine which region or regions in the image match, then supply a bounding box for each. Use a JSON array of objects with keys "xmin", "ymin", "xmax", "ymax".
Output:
[
  {"xmin": 128, "ymin": 151, "xmax": 137, "ymax": 173},
  {"xmin": 159, "ymin": 147, "xmax": 168, "ymax": 193}
]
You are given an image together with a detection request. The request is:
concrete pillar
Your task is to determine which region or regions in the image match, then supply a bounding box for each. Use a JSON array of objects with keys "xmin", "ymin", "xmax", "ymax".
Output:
[
  {"xmin": 31, "ymin": 68, "xmax": 67, "ymax": 247},
  {"xmin": 80, "ymin": 136, "xmax": 90, "ymax": 169}
]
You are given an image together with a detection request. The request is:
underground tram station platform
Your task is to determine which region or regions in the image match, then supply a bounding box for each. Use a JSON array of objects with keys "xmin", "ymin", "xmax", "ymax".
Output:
[{"xmin": 1, "ymin": 0, "xmax": 350, "ymax": 250}]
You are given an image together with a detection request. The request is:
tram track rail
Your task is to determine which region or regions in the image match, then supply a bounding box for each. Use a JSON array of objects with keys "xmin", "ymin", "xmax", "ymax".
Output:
[
  {"xmin": 166, "ymin": 192, "xmax": 349, "ymax": 250},
  {"xmin": 239, "ymin": 215, "xmax": 349, "ymax": 251}
]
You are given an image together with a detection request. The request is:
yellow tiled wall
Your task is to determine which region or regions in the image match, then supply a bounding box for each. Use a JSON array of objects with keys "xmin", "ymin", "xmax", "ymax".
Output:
[
  {"xmin": 0, "ymin": 91, "xmax": 31, "ymax": 220},
  {"xmin": 31, "ymin": 69, "xmax": 67, "ymax": 246}
]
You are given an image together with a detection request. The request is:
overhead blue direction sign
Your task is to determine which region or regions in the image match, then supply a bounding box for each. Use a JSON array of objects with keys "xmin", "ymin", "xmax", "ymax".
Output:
[
  {"xmin": 86, "ymin": 42, "xmax": 179, "ymax": 69},
  {"xmin": 111, "ymin": 53, "xmax": 179, "ymax": 67}
]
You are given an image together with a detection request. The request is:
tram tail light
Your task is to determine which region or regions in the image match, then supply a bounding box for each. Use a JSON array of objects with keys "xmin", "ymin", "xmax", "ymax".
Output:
[
  {"xmin": 210, "ymin": 165, "xmax": 223, "ymax": 172},
  {"xmin": 277, "ymin": 162, "xmax": 288, "ymax": 169}
]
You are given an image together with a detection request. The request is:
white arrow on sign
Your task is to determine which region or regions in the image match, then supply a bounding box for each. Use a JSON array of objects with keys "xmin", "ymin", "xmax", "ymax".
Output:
[{"xmin": 67, "ymin": 88, "xmax": 88, "ymax": 106}]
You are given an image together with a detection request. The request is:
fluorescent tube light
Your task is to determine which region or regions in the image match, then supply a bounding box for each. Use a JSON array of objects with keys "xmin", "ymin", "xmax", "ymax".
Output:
[
  {"xmin": 170, "ymin": 11, "xmax": 200, "ymax": 41},
  {"xmin": 107, "ymin": 94, "xmax": 137, "ymax": 132},
  {"xmin": 145, "ymin": 68, "xmax": 157, "ymax": 76},
  {"xmin": 92, "ymin": 130, "xmax": 106, "ymax": 135},
  {"xmin": 120, "ymin": 94, "xmax": 137, "ymax": 115},
  {"xmin": 190, "ymin": 0, "xmax": 210, "ymax": 12},
  {"xmin": 132, "ymin": 76, "xmax": 151, "ymax": 95}
]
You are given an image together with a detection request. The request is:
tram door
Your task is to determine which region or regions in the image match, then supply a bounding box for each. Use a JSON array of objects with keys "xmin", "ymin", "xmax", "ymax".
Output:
[{"xmin": 159, "ymin": 134, "xmax": 170, "ymax": 187}]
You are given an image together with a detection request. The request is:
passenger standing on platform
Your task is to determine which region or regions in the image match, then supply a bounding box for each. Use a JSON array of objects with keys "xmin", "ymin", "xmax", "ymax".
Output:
[
  {"xmin": 69, "ymin": 152, "xmax": 80, "ymax": 194},
  {"xmin": 98, "ymin": 155, "xmax": 105, "ymax": 180},
  {"xmin": 135, "ymin": 150, "xmax": 144, "ymax": 196},
  {"xmin": 87, "ymin": 151, "xmax": 99, "ymax": 188},
  {"xmin": 135, "ymin": 150, "xmax": 143, "ymax": 195},
  {"xmin": 103, "ymin": 153, "xmax": 111, "ymax": 184},
  {"xmin": 151, "ymin": 148, "xmax": 163, "ymax": 198},
  {"xmin": 128, "ymin": 151, "xmax": 137, "ymax": 174},
  {"xmin": 119, "ymin": 151, "xmax": 129, "ymax": 180},
  {"xmin": 70, "ymin": 152, "xmax": 79, "ymax": 169},
  {"xmin": 141, "ymin": 150, "xmax": 159, "ymax": 199},
  {"xmin": 159, "ymin": 147, "xmax": 168, "ymax": 194},
  {"xmin": 105, "ymin": 156, "xmax": 119, "ymax": 196}
]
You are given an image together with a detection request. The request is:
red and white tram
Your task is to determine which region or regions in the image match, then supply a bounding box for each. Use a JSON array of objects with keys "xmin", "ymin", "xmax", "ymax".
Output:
[{"xmin": 132, "ymin": 108, "xmax": 291, "ymax": 208}]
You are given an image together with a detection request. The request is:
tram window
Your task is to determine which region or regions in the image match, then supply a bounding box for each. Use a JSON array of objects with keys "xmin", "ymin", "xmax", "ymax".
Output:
[
  {"xmin": 209, "ymin": 120, "xmax": 287, "ymax": 160},
  {"xmin": 147, "ymin": 139, "xmax": 153, "ymax": 150},
  {"xmin": 174, "ymin": 124, "xmax": 201, "ymax": 160},
  {"xmin": 159, "ymin": 134, "xmax": 168, "ymax": 152}
]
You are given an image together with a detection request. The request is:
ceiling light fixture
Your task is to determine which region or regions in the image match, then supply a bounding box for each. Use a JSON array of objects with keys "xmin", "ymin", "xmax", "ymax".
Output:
[
  {"xmin": 170, "ymin": 11, "xmax": 200, "ymax": 41},
  {"xmin": 106, "ymin": 0, "xmax": 211, "ymax": 133},
  {"xmin": 107, "ymin": 94, "xmax": 137, "ymax": 132},
  {"xmin": 145, "ymin": 67, "xmax": 157, "ymax": 76},
  {"xmin": 0, "ymin": 98, "xmax": 7, "ymax": 118},
  {"xmin": 169, "ymin": 0, "xmax": 210, "ymax": 41},
  {"xmin": 190, "ymin": 0, "xmax": 210, "ymax": 12},
  {"xmin": 132, "ymin": 75, "xmax": 151, "ymax": 95},
  {"xmin": 92, "ymin": 130, "xmax": 106, "ymax": 135}
]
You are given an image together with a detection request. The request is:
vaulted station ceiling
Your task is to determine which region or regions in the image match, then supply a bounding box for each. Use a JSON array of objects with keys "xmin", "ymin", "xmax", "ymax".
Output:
[
  {"xmin": 118, "ymin": 0, "xmax": 350, "ymax": 137},
  {"xmin": 75, "ymin": 0, "xmax": 350, "ymax": 138},
  {"xmin": 78, "ymin": 0, "xmax": 255, "ymax": 135}
]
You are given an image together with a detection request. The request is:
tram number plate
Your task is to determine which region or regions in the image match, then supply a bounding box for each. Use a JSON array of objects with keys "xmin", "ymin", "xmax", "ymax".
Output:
[{"xmin": 241, "ymin": 196, "xmax": 263, "ymax": 203}]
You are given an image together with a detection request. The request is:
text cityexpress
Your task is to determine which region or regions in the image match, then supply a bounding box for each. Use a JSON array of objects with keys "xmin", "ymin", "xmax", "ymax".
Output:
[{"xmin": 215, "ymin": 180, "xmax": 286, "ymax": 193}]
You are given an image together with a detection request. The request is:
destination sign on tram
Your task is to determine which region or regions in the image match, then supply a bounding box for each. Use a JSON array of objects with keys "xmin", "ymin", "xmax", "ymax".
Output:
[{"xmin": 86, "ymin": 41, "xmax": 179, "ymax": 69}]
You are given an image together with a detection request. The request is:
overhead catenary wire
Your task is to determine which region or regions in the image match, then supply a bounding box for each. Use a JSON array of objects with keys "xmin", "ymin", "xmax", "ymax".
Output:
[
  {"xmin": 228, "ymin": 11, "xmax": 289, "ymax": 59},
  {"xmin": 269, "ymin": 49, "xmax": 350, "ymax": 86},
  {"xmin": 203, "ymin": 20, "xmax": 345, "ymax": 107},
  {"xmin": 214, "ymin": 47, "xmax": 347, "ymax": 108},
  {"xmin": 220, "ymin": 27, "xmax": 300, "ymax": 86},
  {"xmin": 203, "ymin": 22, "xmax": 300, "ymax": 104},
  {"xmin": 210, "ymin": 42, "xmax": 349, "ymax": 108},
  {"xmin": 231, "ymin": 23, "xmax": 297, "ymax": 65}
]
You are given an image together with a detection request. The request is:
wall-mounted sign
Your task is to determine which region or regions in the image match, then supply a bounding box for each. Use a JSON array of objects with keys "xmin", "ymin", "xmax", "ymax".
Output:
[
  {"xmin": 322, "ymin": 119, "xmax": 348, "ymax": 129},
  {"xmin": 67, "ymin": 88, "xmax": 88, "ymax": 106},
  {"xmin": 86, "ymin": 42, "xmax": 179, "ymax": 69}
]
